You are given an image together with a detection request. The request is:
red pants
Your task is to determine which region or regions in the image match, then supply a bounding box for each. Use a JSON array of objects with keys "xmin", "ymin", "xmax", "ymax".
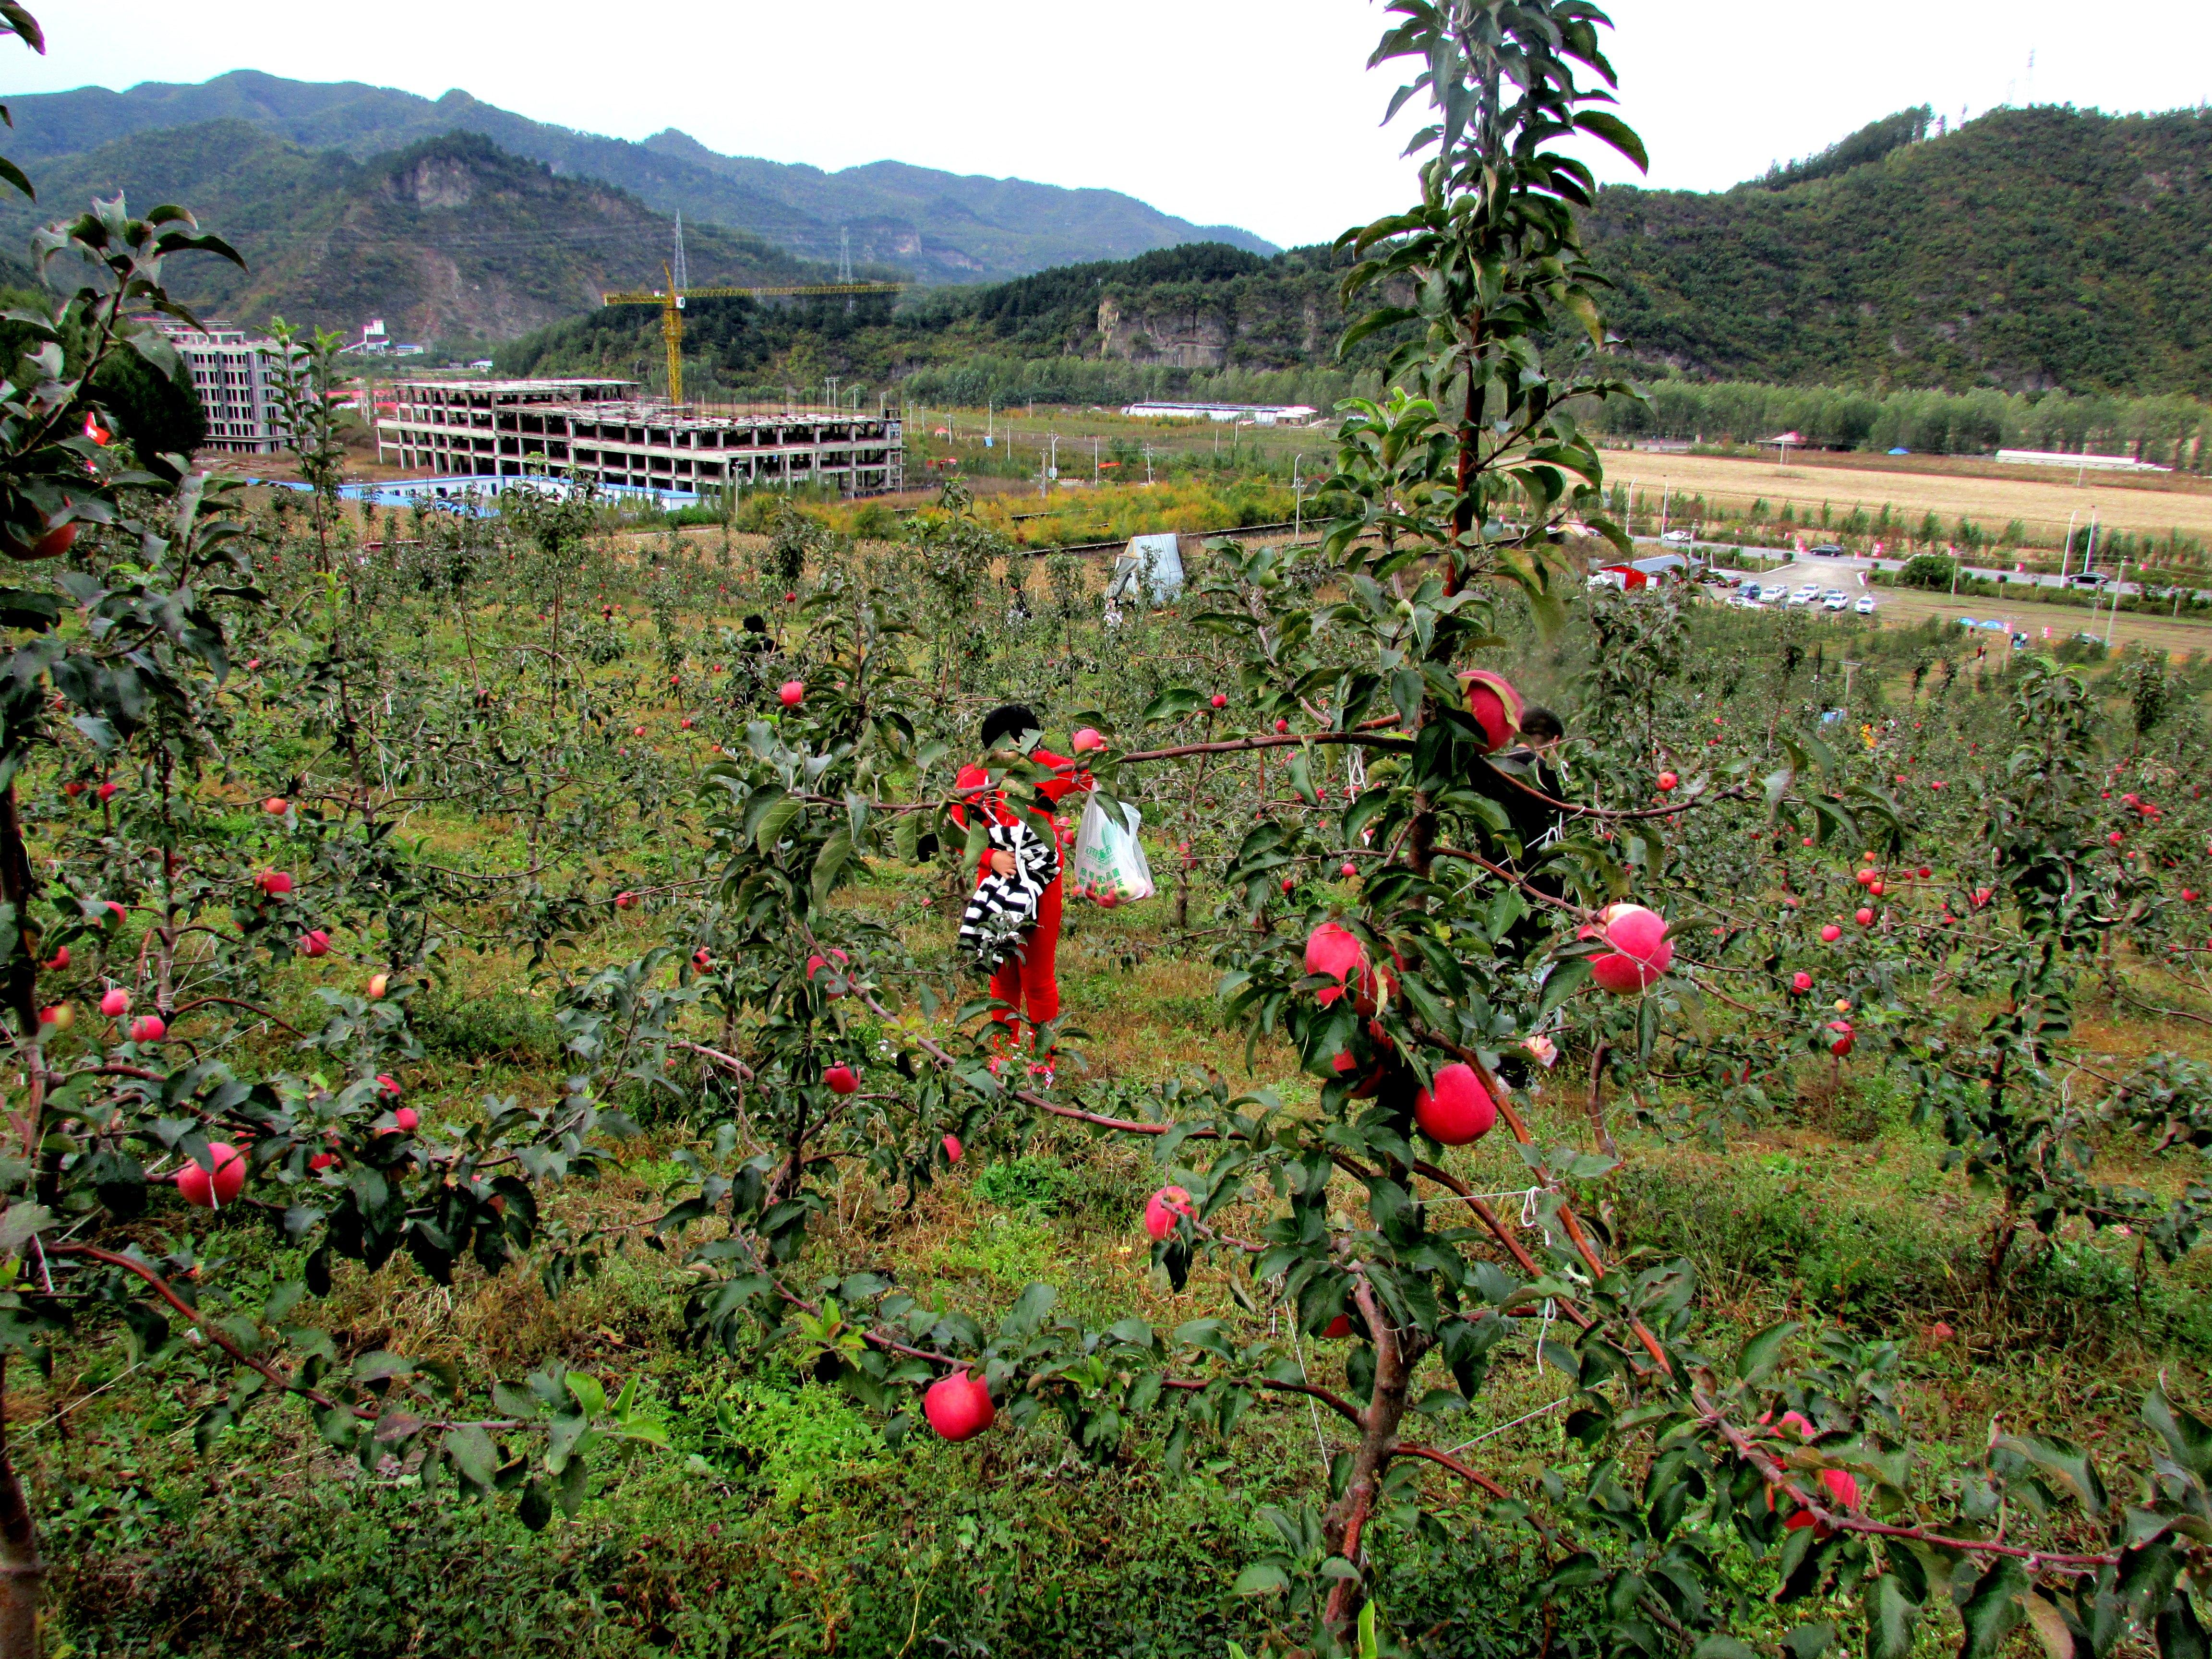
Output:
[{"xmin": 986, "ymin": 875, "xmax": 1062, "ymax": 1049}]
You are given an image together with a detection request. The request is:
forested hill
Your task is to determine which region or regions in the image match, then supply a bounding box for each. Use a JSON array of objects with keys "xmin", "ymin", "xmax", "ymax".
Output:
[
  {"xmin": 1588, "ymin": 103, "xmax": 2212, "ymax": 396},
  {"xmin": 0, "ymin": 125, "xmax": 830, "ymax": 349},
  {"xmin": 0, "ymin": 71, "xmax": 1276, "ymax": 286},
  {"xmin": 499, "ymin": 102, "xmax": 2212, "ymax": 405}
]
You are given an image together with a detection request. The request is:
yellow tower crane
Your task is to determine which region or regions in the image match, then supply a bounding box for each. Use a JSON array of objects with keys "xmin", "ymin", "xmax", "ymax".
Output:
[{"xmin": 599, "ymin": 267, "xmax": 904, "ymax": 406}]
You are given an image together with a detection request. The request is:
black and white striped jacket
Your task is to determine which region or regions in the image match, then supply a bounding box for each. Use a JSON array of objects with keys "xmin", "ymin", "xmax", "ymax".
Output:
[{"xmin": 956, "ymin": 820, "xmax": 1059, "ymax": 973}]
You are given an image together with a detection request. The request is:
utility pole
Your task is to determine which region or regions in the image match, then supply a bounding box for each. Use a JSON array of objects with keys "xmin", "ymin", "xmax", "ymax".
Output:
[
  {"xmin": 1093, "ymin": 434, "xmax": 1100, "ymax": 486},
  {"xmin": 2107, "ymin": 554, "xmax": 2126, "ymax": 647},
  {"xmin": 1293, "ymin": 452, "xmax": 1303, "ymax": 538},
  {"xmin": 2060, "ymin": 505, "xmax": 2078, "ymax": 580}
]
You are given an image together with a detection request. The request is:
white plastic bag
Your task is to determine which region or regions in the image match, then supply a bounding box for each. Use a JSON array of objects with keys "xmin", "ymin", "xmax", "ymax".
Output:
[{"xmin": 1070, "ymin": 793, "xmax": 1155, "ymax": 904}]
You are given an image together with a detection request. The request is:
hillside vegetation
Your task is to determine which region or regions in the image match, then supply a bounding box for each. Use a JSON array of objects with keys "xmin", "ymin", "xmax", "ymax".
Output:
[
  {"xmin": 0, "ymin": 126, "xmax": 830, "ymax": 351},
  {"xmin": 2, "ymin": 70, "xmax": 1276, "ymax": 285}
]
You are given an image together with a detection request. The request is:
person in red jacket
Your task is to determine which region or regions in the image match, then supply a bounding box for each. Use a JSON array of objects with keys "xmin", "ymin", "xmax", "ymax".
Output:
[{"xmin": 952, "ymin": 704, "xmax": 1085, "ymax": 1063}]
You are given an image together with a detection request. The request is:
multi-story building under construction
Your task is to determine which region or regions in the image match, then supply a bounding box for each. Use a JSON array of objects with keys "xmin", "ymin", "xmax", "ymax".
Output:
[{"xmin": 375, "ymin": 378, "xmax": 903, "ymax": 497}]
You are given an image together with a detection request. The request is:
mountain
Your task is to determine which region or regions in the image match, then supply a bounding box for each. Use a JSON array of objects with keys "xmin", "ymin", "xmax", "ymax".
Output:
[
  {"xmin": 0, "ymin": 124, "xmax": 831, "ymax": 350},
  {"xmin": 0, "ymin": 71, "xmax": 1277, "ymax": 285},
  {"xmin": 1586, "ymin": 104, "xmax": 2212, "ymax": 395}
]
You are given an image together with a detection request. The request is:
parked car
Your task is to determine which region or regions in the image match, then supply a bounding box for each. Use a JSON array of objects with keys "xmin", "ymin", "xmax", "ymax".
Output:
[
  {"xmin": 1660, "ymin": 529, "xmax": 1695, "ymax": 545},
  {"xmin": 1793, "ymin": 582, "xmax": 1823, "ymax": 601},
  {"xmin": 1810, "ymin": 542, "xmax": 1845, "ymax": 557},
  {"xmin": 2070, "ymin": 572, "xmax": 2107, "ymax": 588},
  {"xmin": 1821, "ymin": 589, "xmax": 1849, "ymax": 610},
  {"xmin": 1854, "ymin": 595, "xmax": 1877, "ymax": 615}
]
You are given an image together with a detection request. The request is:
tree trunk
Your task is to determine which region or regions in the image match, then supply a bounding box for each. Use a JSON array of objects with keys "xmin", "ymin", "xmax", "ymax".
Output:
[
  {"xmin": 0, "ymin": 1359, "xmax": 44, "ymax": 1659},
  {"xmin": 1322, "ymin": 1280, "xmax": 1427, "ymax": 1633}
]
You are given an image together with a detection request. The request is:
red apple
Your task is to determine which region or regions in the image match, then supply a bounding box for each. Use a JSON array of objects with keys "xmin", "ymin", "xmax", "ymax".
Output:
[
  {"xmin": 300, "ymin": 929, "xmax": 330, "ymax": 957},
  {"xmin": 807, "ymin": 949, "xmax": 850, "ymax": 993},
  {"xmin": 779, "ymin": 681, "xmax": 805, "ymax": 707},
  {"xmin": 825, "ymin": 1063, "xmax": 859, "ymax": 1095},
  {"xmin": 1827, "ymin": 1020, "xmax": 1854, "ymax": 1058},
  {"xmin": 1340, "ymin": 861, "xmax": 1357, "ymax": 878},
  {"xmin": 1414, "ymin": 1063, "xmax": 1497, "ymax": 1145},
  {"xmin": 309, "ymin": 1152, "xmax": 340, "ymax": 1172},
  {"xmin": 1209, "ymin": 693, "xmax": 1228, "ymax": 709},
  {"xmin": 1070, "ymin": 727, "xmax": 1106, "ymax": 753},
  {"xmin": 614, "ymin": 890, "xmax": 638, "ymax": 910},
  {"xmin": 923, "ymin": 1370, "xmax": 995, "ymax": 1441},
  {"xmin": 62, "ymin": 781, "xmax": 81, "ymax": 799},
  {"xmin": 254, "ymin": 870, "xmax": 293, "ymax": 898},
  {"xmin": 1280, "ymin": 876, "xmax": 1294, "ymax": 893},
  {"xmin": 129, "ymin": 1013, "xmax": 165, "ymax": 1043},
  {"xmin": 693, "ymin": 946, "xmax": 712, "ymax": 970},
  {"xmin": 1143, "ymin": 1184, "xmax": 1194, "ymax": 1241},
  {"xmin": 176, "ymin": 1142, "xmax": 246, "ymax": 1208},
  {"xmin": 38, "ymin": 1003, "xmax": 71, "ymax": 1030},
  {"xmin": 1855, "ymin": 907, "xmax": 1874, "ymax": 926},
  {"xmin": 99, "ymin": 987, "xmax": 129, "ymax": 1018},
  {"xmin": 1322, "ymin": 1314, "xmax": 1354, "ymax": 1339},
  {"xmin": 97, "ymin": 781, "xmax": 119, "ymax": 803},
  {"xmin": 1791, "ymin": 972, "xmax": 1812, "ymax": 993},
  {"xmin": 1656, "ymin": 771, "xmax": 1677, "ymax": 792},
  {"xmin": 264, "ymin": 796, "xmax": 289, "ymax": 815},
  {"xmin": 367, "ymin": 972, "xmax": 390, "ymax": 999},
  {"xmin": 1586, "ymin": 903, "xmax": 1672, "ymax": 993},
  {"xmin": 1274, "ymin": 718, "xmax": 1290, "ymax": 734},
  {"xmin": 1457, "ymin": 669, "xmax": 1524, "ymax": 754},
  {"xmin": 392, "ymin": 1105, "xmax": 419, "ymax": 1131},
  {"xmin": 942, "ymin": 1134, "xmax": 963, "ymax": 1163},
  {"xmin": 1303, "ymin": 923, "xmax": 1368, "ymax": 1007},
  {"xmin": 43, "ymin": 946, "xmax": 67, "ymax": 971},
  {"xmin": 0, "ymin": 519, "xmax": 78, "ymax": 563}
]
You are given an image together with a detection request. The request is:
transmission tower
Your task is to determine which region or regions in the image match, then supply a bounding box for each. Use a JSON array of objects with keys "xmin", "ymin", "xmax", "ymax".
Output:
[{"xmin": 673, "ymin": 212, "xmax": 690, "ymax": 294}]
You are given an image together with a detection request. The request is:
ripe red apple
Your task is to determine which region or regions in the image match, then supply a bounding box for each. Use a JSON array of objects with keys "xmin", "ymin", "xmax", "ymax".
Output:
[
  {"xmin": 693, "ymin": 947, "xmax": 712, "ymax": 970},
  {"xmin": 825, "ymin": 1063, "xmax": 859, "ymax": 1095},
  {"xmin": 392, "ymin": 1105, "xmax": 419, "ymax": 1131},
  {"xmin": 176, "ymin": 1142, "xmax": 246, "ymax": 1208},
  {"xmin": 377, "ymin": 1073, "xmax": 402, "ymax": 1097},
  {"xmin": 806, "ymin": 948, "xmax": 850, "ymax": 992},
  {"xmin": 1279, "ymin": 876, "xmax": 1294, "ymax": 893},
  {"xmin": 300, "ymin": 929, "xmax": 330, "ymax": 957},
  {"xmin": 783, "ymin": 590, "xmax": 796, "ymax": 603},
  {"xmin": 43, "ymin": 945, "xmax": 68, "ymax": 970},
  {"xmin": 1143, "ymin": 1184, "xmax": 1194, "ymax": 1241},
  {"xmin": 96, "ymin": 781, "xmax": 119, "ymax": 803},
  {"xmin": 62, "ymin": 781, "xmax": 82, "ymax": 799},
  {"xmin": 38, "ymin": 1003, "xmax": 72, "ymax": 1030},
  {"xmin": 1586, "ymin": 903, "xmax": 1672, "ymax": 993},
  {"xmin": 633, "ymin": 725, "xmax": 646, "ymax": 738},
  {"xmin": 1303, "ymin": 923, "xmax": 1368, "ymax": 1007},
  {"xmin": 2108, "ymin": 831, "xmax": 2125, "ymax": 846},
  {"xmin": 100, "ymin": 987, "xmax": 129, "ymax": 1018},
  {"xmin": 1820, "ymin": 924, "xmax": 1842, "ymax": 943},
  {"xmin": 1322, "ymin": 1314, "xmax": 1354, "ymax": 1339},
  {"xmin": 1930, "ymin": 780, "xmax": 1945, "ymax": 791},
  {"xmin": 1854, "ymin": 907, "xmax": 1874, "ymax": 926},
  {"xmin": 254, "ymin": 870, "xmax": 293, "ymax": 898},
  {"xmin": 309, "ymin": 1152, "xmax": 339, "ymax": 1172},
  {"xmin": 0, "ymin": 518, "xmax": 78, "ymax": 563},
  {"xmin": 1457, "ymin": 669, "xmax": 1524, "ymax": 754},
  {"xmin": 1917, "ymin": 866, "xmax": 1932, "ymax": 878},
  {"xmin": 264, "ymin": 796, "xmax": 289, "ymax": 815},
  {"xmin": 779, "ymin": 681, "xmax": 805, "ymax": 707},
  {"xmin": 1827, "ymin": 1021, "xmax": 1854, "ymax": 1058},
  {"xmin": 1414, "ymin": 1063, "xmax": 1497, "ymax": 1145},
  {"xmin": 1071, "ymin": 726, "xmax": 1106, "ymax": 753},
  {"xmin": 366, "ymin": 972, "xmax": 390, "ymax": 999},
  {"xmin": 129, "ymin": 1014, "xmax": 165, "ymax": 1042},
  {"xmin": 1340, "ymin": 861, "xmax": 1357, "ymax": 878},
  {"xmin": 1656, "ymin": 771, "xmax": 1677, "ymax": 792},
  {"xmin": 1791, "ymin": 972, "xmax": 1812, "ymax": 993},
  {"xmin": 1854, "ymin": 870, "xmax": 1873, "ymax": 887},
  {"xmin": 1868, "ymin": 881, "xmax": 1884, "ymax": 897},
  {"xmin": 942, "ymin": 1134, "xmax": 963, "ymax": 1163},
  {"xmin": 1274, "ymin": 718, "xmax": 1290, "ymax": 734},
  {"xmin": 923, "ymin": 1370, "xmax": 995, "ymax": 1441},
  {"xmin": 615, "ymin": 890, "xmax": 638, "ymax": 910},
  {"xmin": 2186, "ymin": 890, "xmax": 2200, "ymax": 903}
]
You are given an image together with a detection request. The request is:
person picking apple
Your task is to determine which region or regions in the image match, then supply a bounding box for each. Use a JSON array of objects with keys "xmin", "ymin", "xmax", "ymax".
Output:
[{"xmin": 952, "ymin": 705, "xmax": 1089, "ymax": 1065}]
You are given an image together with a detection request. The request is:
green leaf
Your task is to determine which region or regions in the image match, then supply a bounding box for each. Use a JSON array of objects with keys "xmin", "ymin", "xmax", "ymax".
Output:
[
  {"xmin": 1960, "ymin": 1558, "xmax": 2029, "ymax": 1659},
  {"xmin": 1996, "ymin": 1434, "xmax": 2106, "ymax": 1516},
  {"xmin": 565, "ymin": 1372, "xmax": 609, "ymax": 1419},
  {"xmin": 1865, "ymin": 1574, "xmax": 1920, "ymax": 1659},
  {"xmin": 1231, "ymin": 1562, "xmax": 1290, "ymax": 1596},
  {"xmin": 2144, "ymin": 1387, "xmax": 2212, "ymax": 1479},
  {"xmin": 443, "ymin": 1423, "xmax": 500, "ymax": 1491},
  {"xmin": 1736, "ymin": 1319, "xmax": 1802, "ymax": 1383},
  {"xmin": 1693, "ymin": 1640, "xmax": 1760, "ymax": 1659},
  {"xmin": 1574, "ymin": 110, "xmax": 1649, "ymax": 172}
]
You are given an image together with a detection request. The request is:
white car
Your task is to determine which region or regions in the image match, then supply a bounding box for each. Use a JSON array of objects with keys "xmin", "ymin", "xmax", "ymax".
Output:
[
  {"xmin": 1794, "ymin": 582, "xmax": 1822, "ymax": 602},
  {"xmin": 1821, "ymin": 589, "xmax": 1848, "ymax": 611},
  {"xmin": 1660, "ymin": 529, "xmax": 1695, "ymax": 545},
  {"xmin": 1854, "ymin": 595, "xmax": 1877, "ymax": 615}
]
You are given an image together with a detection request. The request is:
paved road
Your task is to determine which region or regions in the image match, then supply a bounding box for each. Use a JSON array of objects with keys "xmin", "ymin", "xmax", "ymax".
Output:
[{"xmin": 1631, "ymin": 534, "xmax": 2205, "ymax": 601}]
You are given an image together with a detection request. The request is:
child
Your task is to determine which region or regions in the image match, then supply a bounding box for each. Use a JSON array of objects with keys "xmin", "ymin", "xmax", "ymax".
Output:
[{"xmin": 952, "ymin": 704, "xmax": 1085, "ymax": 1062}]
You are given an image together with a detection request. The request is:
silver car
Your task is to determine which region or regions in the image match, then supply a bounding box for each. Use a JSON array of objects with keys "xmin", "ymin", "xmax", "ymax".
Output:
[
  {"xmin": 1854, "ymin": 595, "xmax": 1876, "ymax": 615},
  {"xmin": 1821, "ymin": 589, "xmax": 1848, "ymax": 611}
]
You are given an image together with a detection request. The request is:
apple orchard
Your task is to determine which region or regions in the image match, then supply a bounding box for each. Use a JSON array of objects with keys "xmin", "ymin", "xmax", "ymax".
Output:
[{"xmin": 8, "ymin": 3, "xmax": 2212, "ymax": 1658}]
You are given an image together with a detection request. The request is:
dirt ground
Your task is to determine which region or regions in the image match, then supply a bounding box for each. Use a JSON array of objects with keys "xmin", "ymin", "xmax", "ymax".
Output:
[{"xmin": 1608, "ymin": 449, "xmax": 2212, "ymax": 542}]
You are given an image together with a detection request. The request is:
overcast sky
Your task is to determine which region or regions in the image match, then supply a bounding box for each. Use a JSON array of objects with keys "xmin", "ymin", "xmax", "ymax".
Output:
[{"xmin": 6, "ymin": 0, "xmax": 2208, "ymax": 250}]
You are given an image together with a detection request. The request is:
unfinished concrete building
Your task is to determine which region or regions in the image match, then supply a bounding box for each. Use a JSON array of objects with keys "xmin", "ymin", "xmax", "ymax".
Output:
[{"xmin": 375, "ymin": 378, "xmax": 903, "ymax": 496}]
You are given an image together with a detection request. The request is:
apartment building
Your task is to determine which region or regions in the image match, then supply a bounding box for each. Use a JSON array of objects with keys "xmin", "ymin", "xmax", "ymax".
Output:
[
  {"xmin": 375, "ymin": 378, "xmax": 904, "ymax": 497},
  {"xmin": 166, "ymin": 325, "xmax": 284, "ymax": 455}
]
